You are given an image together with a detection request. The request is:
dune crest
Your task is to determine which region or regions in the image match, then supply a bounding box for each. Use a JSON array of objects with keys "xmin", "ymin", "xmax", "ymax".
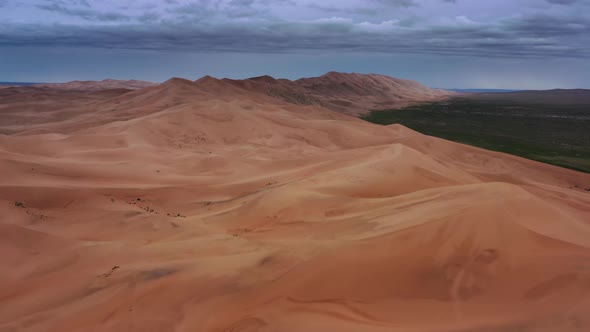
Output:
[
  {"xmin": 209, "ymin": 71, "xmax": 452, "ymax": 115},
  {"xmin": 0, "ymin": 75, "xmax": 589, "ymax": 332}
]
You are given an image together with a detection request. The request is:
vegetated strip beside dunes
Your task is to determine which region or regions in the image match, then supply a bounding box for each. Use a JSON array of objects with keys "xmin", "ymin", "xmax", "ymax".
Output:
[
  {"xmin": 0, "ymin": 76, "xmax": 590, "ymax": 332},
  {"xmin": 362, "ymin": 92, "xmax": 590, "ymax": 173}
]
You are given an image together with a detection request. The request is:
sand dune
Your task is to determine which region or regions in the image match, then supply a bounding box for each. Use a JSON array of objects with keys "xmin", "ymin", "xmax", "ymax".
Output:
[
  {"xmin": 33, "ymin": 79, "xmax": 156, "ymax": 92},
  {"xmin": 219, "ymin": 72, "xmax": 452, "ymax": 115},
  {"xmin": 1, "ymin": 76, "xmax": 589, "ymax": 332}
]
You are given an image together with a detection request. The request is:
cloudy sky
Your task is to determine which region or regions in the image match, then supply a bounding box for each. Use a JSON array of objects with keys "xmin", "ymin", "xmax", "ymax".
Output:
[{"xmin": 1, "ymin": 0, "xmax": 589, "ymax": 88}]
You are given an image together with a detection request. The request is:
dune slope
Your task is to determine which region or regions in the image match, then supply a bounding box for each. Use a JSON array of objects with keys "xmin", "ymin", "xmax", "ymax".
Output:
[
  {"xmin": 33, "ymin": 79, "xmax": 156, "ymax": 91},
  {"xmin": 0, "ymin": 78, "xmax": 589, "ymax": 332},
  {"xmin": 222, "ymin": 72, "xmax": 452, "ymax": 115}
]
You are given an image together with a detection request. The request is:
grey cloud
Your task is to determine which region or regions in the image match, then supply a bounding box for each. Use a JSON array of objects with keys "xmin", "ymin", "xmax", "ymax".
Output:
[
  {"xmin": 506, "ymin": 14, "xmax": 589, "ymax": 37},
  {"xmin": 546, "ymin": 0, "xmax": 578, "ymax": 4},
  {"xmin": 2, "ymin": 0, "xmax": 589, "ymax": 60},
  {"xmin": 41, "ymin": 0, "xmax": 92, "ymax": 7},
  {"xmin": 1, "ymin": 10, "xmax": 589, "ymax": 59},
  {"xmin": 308, "ymin": 0, "xmax": 420, "ymax": 17},
  {"xmin": 308, "ymin": 4, "xmax": 380, "ymax": 16},
  {"xmin": 138, "ymin": 12, "xmax": 161, "ymax": 23},
  {"xmin": 225, "ymin": 0, "xmax": 296, "ymax": 17},
  {"xmin": 37, "ymin": 2, "xmax": 130, "ymax": 22},
  {"xmin": 168, "ymin": 2, "xmax": 214, "ymax": 19},
  {"xmin": 169, "ymin": 0, "xmax": 273, "ymax": 20},
  {"xmin": 374, "ymin": 0, "xmax": 418, "ymax": 7},
  {"xmin": 310, "ymin": 0, "xmax": 417, "ymax": 15},
  {"xmin": 229, "ymin": 0, "xmax": 256, "ymax": 6}
]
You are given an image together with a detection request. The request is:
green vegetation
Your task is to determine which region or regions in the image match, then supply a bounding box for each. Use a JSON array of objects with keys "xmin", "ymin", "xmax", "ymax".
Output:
[{"xmin": 362, "ymin": 97, "xmax": 590, "ymax": 173}]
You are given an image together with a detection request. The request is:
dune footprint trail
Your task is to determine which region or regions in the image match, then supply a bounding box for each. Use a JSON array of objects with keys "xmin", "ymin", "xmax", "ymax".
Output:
[{"xmin": 1, "ymin": 76, "xmax": 590, "ymax": 332}]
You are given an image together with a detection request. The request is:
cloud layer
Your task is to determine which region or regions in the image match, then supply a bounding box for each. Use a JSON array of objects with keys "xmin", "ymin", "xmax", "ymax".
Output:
[{"xmin": 0, "ymin": 0, "xmax": 588, "ymax": 58}]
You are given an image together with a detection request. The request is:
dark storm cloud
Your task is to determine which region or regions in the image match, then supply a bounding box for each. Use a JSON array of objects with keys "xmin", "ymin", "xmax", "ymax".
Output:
[
  {"xmin": 506, "ymin": 14, "xmax": 589, "ymax": 37},
  {"xmin": 374, "ymin": 0, "xmax": 419, "ymax": 7},
  {"xmin": 308, "ymin": 4, "xmax": 380, "ymax": 16},
  {"xmin": 1, "ymin": 0, "xmax": 589, "ymax": 59},
  {"xmin": 1, "ymin": 13, "xmax": 588, "ymax": 58},
  {"xmin": 137, "ymin": 12, "xmax": 161, "ymax": 23},
  {"xmin": 167, "ymin": 0, "xmax": 285, "ymax": 20},
  {"xmin": 36, "ymin": 2, "xmax": 130, "ymax": 22},
  {"xmin": 308, "ymin": 0, "xmax": 421, "ymax": 16},
  {"xmin": 546, "ymin": 0, "xmax": 578, "ymax": 4}
]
